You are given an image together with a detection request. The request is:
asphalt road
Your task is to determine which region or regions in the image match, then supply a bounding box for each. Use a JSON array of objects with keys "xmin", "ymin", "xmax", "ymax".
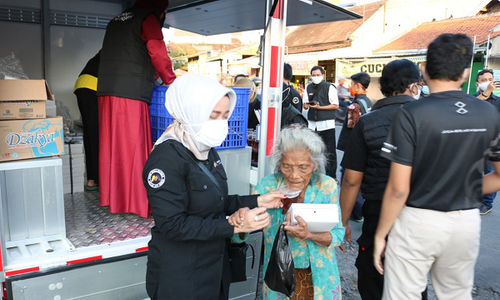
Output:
[{"xmin": 334, "ymin": 124, "xmax": 500, "ymax": 300}]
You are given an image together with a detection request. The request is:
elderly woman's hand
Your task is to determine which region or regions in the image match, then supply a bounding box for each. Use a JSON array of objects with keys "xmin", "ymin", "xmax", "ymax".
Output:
[
  {"xmin": 228, "ymin": 207, "xmax": 250, "ymax": 228},
  {"xmin": 283, "ymin": 212, "xmax": 310, "ymax": 240},
  {"xmin": 233, "ymin": 207, "xmax": 271, "ymax": 233},
  {"xmin": 257, "ymin": 191, "xmax": 285, "ymax": 209}
]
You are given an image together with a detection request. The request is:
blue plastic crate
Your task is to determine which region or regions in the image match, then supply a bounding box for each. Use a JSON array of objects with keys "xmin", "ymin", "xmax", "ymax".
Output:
[
  {"xmin": 150, "ymin": 86, "xmax": 174, "ymax": 142},
  {"xmin": 150, "ymin": 86, "xmax": 250, "ymax": 150}
]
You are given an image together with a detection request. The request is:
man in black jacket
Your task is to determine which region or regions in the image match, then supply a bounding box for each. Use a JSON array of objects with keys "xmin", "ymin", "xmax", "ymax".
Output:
[
  {"xmin": 338, "ymin": 72, "xmax": 373, "ymax": 222},
  {"xmin": 337, "ymin": 72, "xmax": 373, "ymax": 151},
  {"xmin": 474, "ymin": 69, "xmax": 500, "ymax": 214},
  {"xmin": 281, "ymin": 82, "xmax": 307, "ymax": 128},
  {"xmin": 283, "ymin": 63, "xmax": 303, "ymax": 112},
  {"xmin": 339, "ymin": 59, "xmax": 426, "ymax": 300}
]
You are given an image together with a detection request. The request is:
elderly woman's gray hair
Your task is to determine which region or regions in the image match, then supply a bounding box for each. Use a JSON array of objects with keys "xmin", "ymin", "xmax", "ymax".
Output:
[{"xmin": 269, "ymin": 125, "xmax": 327, "ymax": 174}]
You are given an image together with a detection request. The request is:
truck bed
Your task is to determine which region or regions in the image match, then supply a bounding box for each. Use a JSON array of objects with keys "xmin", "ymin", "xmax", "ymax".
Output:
[
  {"xmin": 65, "ymin": 190, "xmax": 154, "ymax": 248},
  {"xmin": 3, "ymin": 189, "xmax": 154, "ymax": 276}
]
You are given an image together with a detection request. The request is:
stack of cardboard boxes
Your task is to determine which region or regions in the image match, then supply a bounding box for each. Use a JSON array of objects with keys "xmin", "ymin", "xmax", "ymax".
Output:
[
  {"xmin": 62, "ymin": 142, "xmax": 85, "ymax": 193},
  {"xmin": 0, "ymin": 80, "xmax": 84, "ymax": 193}
]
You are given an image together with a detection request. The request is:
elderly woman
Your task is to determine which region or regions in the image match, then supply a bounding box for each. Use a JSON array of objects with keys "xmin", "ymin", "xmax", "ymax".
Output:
[
  {"xmin": 142, "ymin": 73, "xmax": 284, "ymax": 300},
  {"xmin": 254, "ymin": 125, "xmax": 345, "ymax": 300}
]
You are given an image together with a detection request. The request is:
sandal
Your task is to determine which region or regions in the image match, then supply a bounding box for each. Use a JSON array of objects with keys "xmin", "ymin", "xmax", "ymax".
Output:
[{"xmin": 85, "ymin": 184, "xmax": 99, "ymax": 191}]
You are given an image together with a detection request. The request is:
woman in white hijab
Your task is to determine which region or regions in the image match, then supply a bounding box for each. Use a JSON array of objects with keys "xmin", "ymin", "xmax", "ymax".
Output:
[{"xmin": 142, "ymin": 73, "xmax": 284, "ymax": 300}]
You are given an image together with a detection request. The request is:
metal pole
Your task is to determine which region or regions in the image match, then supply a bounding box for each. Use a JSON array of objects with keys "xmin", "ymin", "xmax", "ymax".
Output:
[
  {"xmin": 485, "ymin": 33, "xmax": 491, "ymax": 69},
  {"xmin": 41, "ymin": 0, "xmax": 51, "ymax": 81},
  {"xmin": 467, "ymin": 35, "xmax": 476, "ymax": 94},
  {"xmin": 257, "ymin": 0, "xmax": 287, "ymax": 181}
]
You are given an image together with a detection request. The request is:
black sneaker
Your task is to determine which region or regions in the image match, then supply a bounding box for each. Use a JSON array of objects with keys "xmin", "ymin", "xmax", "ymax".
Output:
[{"xmin": 479, "ymin": 205, "xmax": 492, "ymax": 215}]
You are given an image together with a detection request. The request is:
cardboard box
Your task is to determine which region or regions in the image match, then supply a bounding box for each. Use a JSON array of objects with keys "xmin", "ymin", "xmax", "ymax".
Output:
[
  {"xmin": 0, "ymin": 116, "xmax": 65, "ymax": 162},
  {"xmin": 0, "ymin": 79, "xmax": 55, "ymax": 119}
]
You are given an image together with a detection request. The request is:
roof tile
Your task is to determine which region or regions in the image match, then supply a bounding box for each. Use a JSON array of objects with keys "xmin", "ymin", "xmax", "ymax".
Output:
[
  {"xmin": 285, "ymin": 1, "xmax": 385, "ymax": 54},
  {"xmin": 376, "ymin": 14, "xmax": 500, "ymax": 52}
]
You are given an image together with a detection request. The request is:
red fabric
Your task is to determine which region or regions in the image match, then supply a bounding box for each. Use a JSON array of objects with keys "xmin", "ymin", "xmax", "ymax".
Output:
[
  {"xmin": 98, "ymin": 96, "xmax": 152, "ymax": 218},
  {"xmin": 141, "ymin": 14, "xmax": 164, "ymax": 40},
  {"xmin": 141, "ymin": 14, "xmax": 176, "ymax": 85}
]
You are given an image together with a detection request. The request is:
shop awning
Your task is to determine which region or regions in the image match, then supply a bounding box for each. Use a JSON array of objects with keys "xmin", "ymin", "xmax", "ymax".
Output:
[{"xmin": 165, "ymin": 0, "xmax": 361, "ymax": 35}]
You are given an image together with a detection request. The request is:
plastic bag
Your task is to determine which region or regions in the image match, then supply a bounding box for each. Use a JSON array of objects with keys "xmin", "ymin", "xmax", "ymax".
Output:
[
  {"xmin": 264, "ymin": 224, "xmax": 296, "ymax": 297},
  {"xmin": 0, "ymin": 52, "xmax": 29, "ymax": 79}
]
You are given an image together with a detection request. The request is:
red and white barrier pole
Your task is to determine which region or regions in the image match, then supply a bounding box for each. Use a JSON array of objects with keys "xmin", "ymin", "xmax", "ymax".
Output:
[{"xmin": 258, "ymin": 0, "xmax": 288, "ymax": 179}]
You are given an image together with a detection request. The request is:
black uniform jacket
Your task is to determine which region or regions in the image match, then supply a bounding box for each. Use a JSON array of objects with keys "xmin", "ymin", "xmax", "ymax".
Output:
[{"xmin": 142, "ymin": 140, "xmax": 258, "ymax": 299}]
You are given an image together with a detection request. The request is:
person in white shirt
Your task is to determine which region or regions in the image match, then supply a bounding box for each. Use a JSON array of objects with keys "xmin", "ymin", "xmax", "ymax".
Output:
[{"xmin": 303, "ymin": 66, "xmax": 340, "ymax": 179}]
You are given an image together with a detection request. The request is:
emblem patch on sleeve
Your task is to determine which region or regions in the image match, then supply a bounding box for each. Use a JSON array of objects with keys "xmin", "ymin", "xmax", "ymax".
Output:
[{"xmin": 147, "ymin": 168, "xmax": 166, "ymax": 188}]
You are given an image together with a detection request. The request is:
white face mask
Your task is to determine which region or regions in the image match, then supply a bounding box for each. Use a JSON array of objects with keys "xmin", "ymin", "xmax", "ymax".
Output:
[
  {"xmin": 190, "ymin": 119, "xmax": 228, "ymax": 148},
  {"xmin": 410, "ymin": 83, "xmax": 421, "ymax": 100},
  {"xmin": 311, "ymin": 76, "xmax": 323, "ymax": 85},
  {"xmin": 478, "ymin": 81, "xmax": 490, "ymax": 92}
]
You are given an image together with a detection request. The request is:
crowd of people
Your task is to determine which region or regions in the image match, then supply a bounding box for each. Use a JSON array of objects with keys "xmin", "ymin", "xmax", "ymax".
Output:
[
  {"xmin": 143, "ymin": 32, "xmax": 500, "ymax": 300},
  {"xmin": 74, "ymin": 5, "xmax": 499, "ymax": 297}
]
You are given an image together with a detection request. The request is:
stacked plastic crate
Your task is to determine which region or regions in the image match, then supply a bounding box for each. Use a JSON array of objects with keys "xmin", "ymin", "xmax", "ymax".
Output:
[{"xmin": 150, "ymin": 85, "xmax": 250, "ymax": 150}]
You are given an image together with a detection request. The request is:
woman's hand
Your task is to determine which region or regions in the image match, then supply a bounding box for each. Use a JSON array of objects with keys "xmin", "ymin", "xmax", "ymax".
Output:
[
  {"xmin": 283, "ymin": 211, "xmax": 332, "ymax": 246},
  {"xmin": 233, "ymin": 207, "xmax": 271, "ymax": 233},
  {"xmin": 257, "ymin": 191, "xmax": 285, "ymax": 209},
  {"xmin": 228, "ymin": 207, "xmax": 249, "ymax": 228},
  {"xmin": 283, "ymin": 212, "xmax": 309, "ymax": 240}
]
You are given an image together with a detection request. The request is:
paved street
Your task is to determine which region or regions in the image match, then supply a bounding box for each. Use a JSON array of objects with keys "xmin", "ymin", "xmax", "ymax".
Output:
[{"xmin": 334, "ymin": 124, "xmax": 500, "ymax": 300}]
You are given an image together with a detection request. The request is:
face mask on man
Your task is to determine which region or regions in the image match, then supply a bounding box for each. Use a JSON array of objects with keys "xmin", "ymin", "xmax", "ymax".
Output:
[
  {"xmin": 349, "ymin": 84, "xmax": 357, "ymax": 97},
  {"xmin": 311, "ymin": 76, "xmax": 323, "ymax": 85},
  {"xmin": 410, "ymin": 83, "xmax": 421, "ymax": 100},
  {"xmin": 478, "ymin": 81, "xmax": 490, "ymax": 92},
  {"xmin": 421, "ymin": 85, "xmax": 429, "ymax": 96},
  {"xmin": 189, "ymin": 119, "xmax": 228, "ymax": 148}
]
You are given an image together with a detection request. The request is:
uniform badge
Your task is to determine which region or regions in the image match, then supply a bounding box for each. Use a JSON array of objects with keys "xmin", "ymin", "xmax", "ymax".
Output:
[
  {"xmin": 292, "ymin": 97, "xmax": 299, "ymax": 105},
  {"xmin": 147, "ymin": 168, "xmax": 166, "ymax": 188},
  {"xmin": 214, "ymin": 159, "xmax": 222, "ymax": 168}
]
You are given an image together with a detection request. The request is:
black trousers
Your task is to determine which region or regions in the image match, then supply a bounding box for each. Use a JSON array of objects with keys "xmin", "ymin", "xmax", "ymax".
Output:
[
  {"xmin": 356, "ymin": 201, "xmax": 428, "ymax": 300},
  {"xmin": 316, "ymin": 128, "xmax": 337, "ymax": 179},
  {"xmin": 75, "ymin": 88, "xmax": 99, "ymax": 184}
]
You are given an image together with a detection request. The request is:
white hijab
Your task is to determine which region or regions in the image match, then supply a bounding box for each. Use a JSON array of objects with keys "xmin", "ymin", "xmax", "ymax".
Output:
[{"xmin": 154, "ymin": 73, "xmax": 237, "ymax": 160}]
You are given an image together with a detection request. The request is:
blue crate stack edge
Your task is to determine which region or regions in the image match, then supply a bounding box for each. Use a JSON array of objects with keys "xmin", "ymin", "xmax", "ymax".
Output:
[{"xmin": 150, "ymin": 85, "xmax": 250, "ymax": 150}]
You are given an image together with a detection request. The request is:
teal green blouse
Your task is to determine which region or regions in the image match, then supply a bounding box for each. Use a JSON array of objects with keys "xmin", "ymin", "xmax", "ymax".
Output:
[{"xmin": 255, "ymin": 172, "xmax": 345, "ymax": 300}]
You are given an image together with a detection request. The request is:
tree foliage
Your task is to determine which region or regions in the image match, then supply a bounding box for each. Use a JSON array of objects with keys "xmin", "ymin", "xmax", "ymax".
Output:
[{"xmin": 167, "ymin": 42, "xmax": 197, "ymax": 70}]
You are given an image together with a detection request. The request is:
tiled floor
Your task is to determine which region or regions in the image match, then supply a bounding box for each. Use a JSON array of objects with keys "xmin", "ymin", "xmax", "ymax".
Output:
[{"xmin": 64, "ymin": 190, "xmax": 154, "ymax": 248}]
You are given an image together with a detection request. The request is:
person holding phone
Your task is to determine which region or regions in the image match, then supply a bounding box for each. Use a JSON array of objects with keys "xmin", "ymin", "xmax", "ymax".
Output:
[
  {"xmin": 474, "ymin": 69, "xmax": 500, "ymax": 214},
  {"xmin": 475, "ymin": 69, "xmax": 500, "ymax": 105},
  {"xmin": 303, "ymin": 66, "xmax": 340, "ymax": 179}
]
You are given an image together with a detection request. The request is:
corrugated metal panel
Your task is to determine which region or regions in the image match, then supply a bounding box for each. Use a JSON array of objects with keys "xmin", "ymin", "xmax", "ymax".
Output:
[
  {"xmin": 0, "ymin": 7, "xmax": 41, "ymax": 23},
  {"xmin": 49, "ymin": 11, "xmax": 112, "ymax": 28},
  {"xmin": 165, "ymin": 0, "xmax": 362, "ymax": 35},
  {"xmin": 0, "ymin": 6, "xmax": 112, "ymax": 28}
]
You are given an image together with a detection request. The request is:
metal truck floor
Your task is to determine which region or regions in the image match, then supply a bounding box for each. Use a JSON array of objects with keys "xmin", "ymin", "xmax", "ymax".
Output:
[{"xmin": 65, "ymin": 190, "xmax": 154, "ymax": 249}]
